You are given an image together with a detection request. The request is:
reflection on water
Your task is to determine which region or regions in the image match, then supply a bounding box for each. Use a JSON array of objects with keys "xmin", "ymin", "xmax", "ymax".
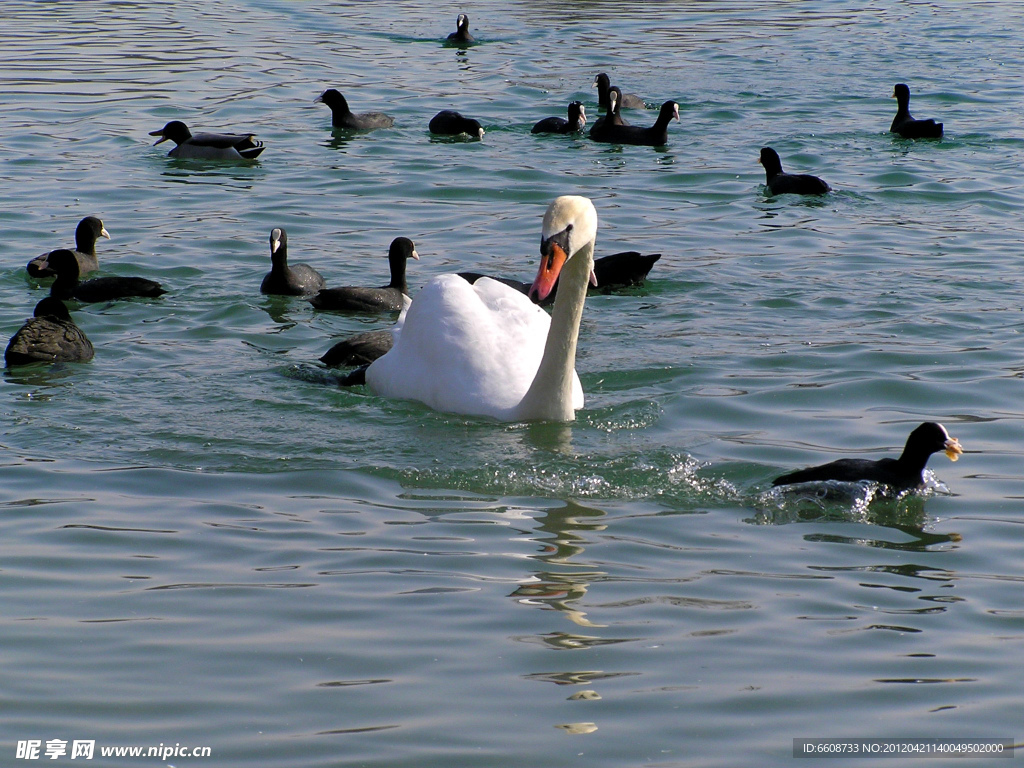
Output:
[
  {"xmin": 512, "ymin": 499, "xmax": 607, "ymax": 627},
  {"xmin": 805, "ymin": 528, "xmax": 962, "ymax": 555}
]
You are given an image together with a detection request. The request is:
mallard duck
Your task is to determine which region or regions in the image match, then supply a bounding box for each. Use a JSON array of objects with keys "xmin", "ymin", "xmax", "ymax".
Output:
[{"xmin": 149, "ymin": 120, "xmax": 265, "ymax": 160}]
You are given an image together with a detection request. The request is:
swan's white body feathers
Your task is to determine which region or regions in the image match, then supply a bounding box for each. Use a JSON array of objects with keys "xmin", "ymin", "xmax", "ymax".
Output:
[
  {"xmin": 368, "ymin": 274, "xmax": 583, "ymax": 419},
  {"xmin": 364, "ymin": 195, "xmax": 597, "ymax": 422}
]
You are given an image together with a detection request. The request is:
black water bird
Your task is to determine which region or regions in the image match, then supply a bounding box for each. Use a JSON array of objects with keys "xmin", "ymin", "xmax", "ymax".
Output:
[
  {"xmin": 320, "ymin": 329, "xmax": 394, "ymax": 367},
  {"xmin": 309, "ymin": 237, "xmax": 419, "ymax": 312},
  {"xmin": 772, "ymin": 422, "xmax": 963, "ymax": 492},
  {"xmin": 588, "ymin": 87, "xmax": 629, "ymax": 141},
  {"xmin": 428, "ymin": 110, "xmax": 484, "ymax": 139},
  {"xmin": 47, "ymin": 249, "xmax": 166, "ymax": 303},
  {"xmin": 593, "ymin": 72, "xmax": 645, "ymax": 110},
  {"xmin": 458, "ymin": 250, "xmax": 662, "ymax": 304},
  {"xmin": 446, "ymin": 13, "xmax": 475, "ymax": 44},
  {"xmin": 890, "ymin": 83, "xmax": 943, "ymax": 139},
  {"xmin": 316, "ymin": 89, "xmax": 394, "ymax": 131},
  {"xmin": 26, "ymin": 216, "xmax": 110, "ymax": 279},
  {"xmin": 149, "ymin": 120, "xmax": 265, "ymax": 160},
  {"xmin": 591, "ymin": 251, "xmax": 662, "ymax": 289},
  {"xmin": 590, "ymin": 100, "xmax": 679, "ymax": 146},
  {"xmin": 758, "ymin": 147, "xmax": 830, "ymax": 196},
  {"xmin": 5, "ymin": 298, "xmax": 94, "ymax": 366},
  {"xmin": 260, "ymin": 228, "xmax": 326, "ymax": 297},
  {"xmin": 532, "ymin": 102, "xmax": 587, "ymax": 134}
]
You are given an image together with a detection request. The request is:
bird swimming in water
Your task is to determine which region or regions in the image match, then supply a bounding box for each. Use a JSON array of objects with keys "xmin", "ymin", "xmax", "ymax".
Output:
[
  {"xmin": 589, "ymin": 100, "xmax": 679, "ymax": 146},
  {"xmin": 429, "ymin": 110, "xmax": 484, "ymax": 139},
  {"xmin": 5, "ymin": 297, "xmax": 94, "ymax": 366},
  {"xmin": 446, "ymin": 13, "xmax": 475, "ymax": 45},
  {"xmin": 593, "ymin": 73, "xmax": 646, "ymax": 110},
  {"xmin": 47, "ymin": 249, "xmax": 167, "ymax": 303},
  {"xmin": 309, "ymin": 237, "xmax": 419, "ymax": 312},
  {"xmin": 758, "ymin": 147, "xmax": 830, "ymax": 196},
  {"xmin": 260, "ymin": 228, "xmax": 326, "ymax": 297},
  {"xmin": 532, "ymin": 102, "xmax": 587, "ymax": 135},
  {"xmin": 149, "ymin": 120, "xmax": 265, "ymax": 160},
  {"xmin": 458, "ymin": 250, "xmax": 661, "ymax": 305},
  {"xmin": 320, "ymin": 329, "xmax": 394, "ymax": 368},
  {"xmin": 26, "ymin": 216, "xmax": 110, "ymax": 279},
  {"xmin": 772, "ymin": 422, "xmax": 962, "ymax": 492},
  {"xmin": 890, "ymin": 83, "xmax": 943, "ymax": 139},
  {"xmin": 363, "ymin": 196, "xmax": 598, "ymax": 422},
  {"xmin": 316, "ymin": 89, "xmax": 395, "ymax": 131},
  {"xmin": 589, "ymin": 87, "xmax": 629, "ymax": 141}
]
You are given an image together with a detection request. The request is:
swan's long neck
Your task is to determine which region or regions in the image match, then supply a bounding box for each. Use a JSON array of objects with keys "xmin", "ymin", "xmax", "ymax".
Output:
[{"xmin": 514, "ymin": 238, "xmax": 594, "ymax": 422}]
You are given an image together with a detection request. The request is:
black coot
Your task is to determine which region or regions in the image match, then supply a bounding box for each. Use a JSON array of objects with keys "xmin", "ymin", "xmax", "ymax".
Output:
[
  {"xmin": 590, "ymin": 100, "xmax": 679, "ymax": 146},
  {"xmin": 27, "ymin": 216, "xmax": 110, "ymax": 279},
  {"xmin": 532, "ymin": 101, "xmax": 587, "ymax": 134},
  {"xmin": 260, "ymin": 228, "xmax": 326, "ymax": 297},
  {"xmin": 48, "ymin": 249, "xmax": 166, "ymax": 303},
  {"xmin": 758, "ymin": 147, "xmax": 830, "ymax": 196},
  {"xmin": 5, "ymin": 297, "xmax": 94, "ymax": 366},
  {"xmin": 772, "ymin": 422, "xmax": 963, "ymax": 491},
  {"xmin": 446, "ymin": 13, "xmax": 475, "ymax": 44},
  {"xmin": 316, "ymin": 89, "xmax": 394, "ymax": 131},
  {"xmin": 309, "ymin": 237, "xmax": 419, "ymax": 312},
  {"xmin": 890, "ymin": 83, "xmax": 943, "ymax": 139},
  {"xmin": 429, "ymin": 110, "xmax": 484, "ymax": 139}
]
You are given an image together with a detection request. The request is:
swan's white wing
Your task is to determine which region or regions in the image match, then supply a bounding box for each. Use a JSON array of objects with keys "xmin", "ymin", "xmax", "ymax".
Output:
[{"xmin": 367, "ymin": 275, "xmax": 559, "ymax": 418}]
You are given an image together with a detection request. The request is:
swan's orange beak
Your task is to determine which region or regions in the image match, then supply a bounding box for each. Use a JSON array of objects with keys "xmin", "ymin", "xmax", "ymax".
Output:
[
  {"xmin": 530, "ymin": 243, "xmax": 566, "ymax": 302},
  {"xmin": 529, "ymin": 241, "xmax": 567, "ymax": 303}
]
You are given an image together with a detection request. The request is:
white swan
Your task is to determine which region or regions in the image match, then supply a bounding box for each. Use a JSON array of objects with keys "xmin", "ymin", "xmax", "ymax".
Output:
[{"xmin": 365, "ymin": 195, "xmax": 598, "ymax": 421}]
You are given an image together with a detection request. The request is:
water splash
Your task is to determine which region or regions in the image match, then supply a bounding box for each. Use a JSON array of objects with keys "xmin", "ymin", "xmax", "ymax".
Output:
[
  {"xmin": 751, "ymin": 470, "xmax": 953, "ymax": 527},
  {"xmin": 386, "ymin": 448, "xmax": 741, "ymax": 505}
]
